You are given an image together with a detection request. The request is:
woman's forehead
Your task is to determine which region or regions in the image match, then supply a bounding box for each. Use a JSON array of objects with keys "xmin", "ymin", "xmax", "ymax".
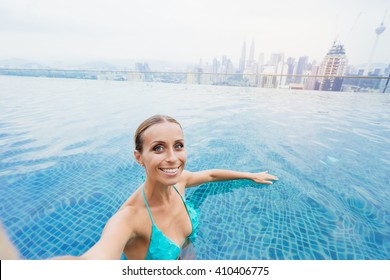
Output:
[{"xmin": 142, "ymin": 122, "xmax": 183, "ymax": 142}]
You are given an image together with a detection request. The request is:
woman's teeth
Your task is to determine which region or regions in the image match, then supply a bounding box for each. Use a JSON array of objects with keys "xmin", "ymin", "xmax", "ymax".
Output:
[{"xmin": 160, "ymin": 168, "xmax": 178, "ymax": 173}]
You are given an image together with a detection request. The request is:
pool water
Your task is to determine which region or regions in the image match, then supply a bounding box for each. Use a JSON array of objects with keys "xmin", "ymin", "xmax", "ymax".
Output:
[{"xmin": 0, "ymin": 75, "xmax": 389, "ymax": 259}]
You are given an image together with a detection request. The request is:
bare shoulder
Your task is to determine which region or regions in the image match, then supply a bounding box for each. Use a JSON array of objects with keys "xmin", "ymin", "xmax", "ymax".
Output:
[
  {"xmin": 114, "ymin": 189, "xmax": 152, "ymax": 235},
  {"xmin": 106, "ymin": 204, "xmax": 138, "ymax": 233},
  {"xmin": 181, "ymin": 170, "xmax": 193, "ymax": 180},
  {"xmin": 119, "ymin": 187, "xmax": 144, "ymax": 209},
  {"xmin": 104, "ymin": 188, "xmax": 145, "ymax": 232},
  {"xmin": 175, "ymin": 170, "xmax": 192, "ymax": 192},
  {"xmin": 180, "ymin": 170, "xmax": 194, "ymax": 185},
  {"xmin": 115, "ymin": 204, "xmax": 139, "ymax": 219}
]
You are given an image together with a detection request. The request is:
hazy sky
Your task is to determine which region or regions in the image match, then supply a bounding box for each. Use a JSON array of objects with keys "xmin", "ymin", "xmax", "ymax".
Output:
[{"xmin": 0, "ymin": 0, "xmax": 389, "ymax": 66}]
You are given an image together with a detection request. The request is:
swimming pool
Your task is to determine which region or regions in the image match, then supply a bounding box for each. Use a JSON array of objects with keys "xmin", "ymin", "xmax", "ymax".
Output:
[{"xmin": 0, "ymin": 75, "xmax": 389, "ymax": 259}]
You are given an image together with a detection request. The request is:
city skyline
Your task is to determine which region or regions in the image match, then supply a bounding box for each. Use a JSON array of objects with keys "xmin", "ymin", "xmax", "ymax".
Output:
[
  {"xmin": 0, "ymin": 0, "xmax": 389, "ymax": 67},
  {"xmin": 2, "ymin": 39, "xmax": 388, "ymax": 92}
]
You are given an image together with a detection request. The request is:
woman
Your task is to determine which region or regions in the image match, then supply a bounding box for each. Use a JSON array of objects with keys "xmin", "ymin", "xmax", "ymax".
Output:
[{"xmin": 3, "ymin": 115, "xmax": 278, "ymax": 260}]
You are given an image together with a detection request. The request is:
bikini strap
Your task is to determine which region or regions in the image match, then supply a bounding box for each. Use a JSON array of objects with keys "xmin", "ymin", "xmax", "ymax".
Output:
[
  {"xmin": 142, "ymin": 185, "xmax": 155, "ymax": 224},
  {"xmin": 172, "ymin": 185, "xmax": 186, "ymax": 202},
  {"xmin": 172, "ymin": 185, "xmax": 195, "ymax": 246},
  {"xmin": 143, "ymin": 185, "xmax": 184, "ymax": 224}
]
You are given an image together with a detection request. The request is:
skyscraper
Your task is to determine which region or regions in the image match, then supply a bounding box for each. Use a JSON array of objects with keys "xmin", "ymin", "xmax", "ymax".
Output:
[
  {"xmin": 286, "ymin": 57, "xmax": 295, "ymax": 85},
  {"xmin": 268, "ymin": 53, "xmax": 284, "ymax": 66},
  {"xmin": 295, "ymin": 56, "xmax": 309, "ymax": 84},
  {"xmin": 239, "ymin": 41, "xmax": 246, "ymax": 74},
  {"xmin": 247, "ymin": 40, "xmax": 255, "ymax": 68},
  {"xmin": 316, "ymin": 42, "xmax": 348, "ymax": 91}
]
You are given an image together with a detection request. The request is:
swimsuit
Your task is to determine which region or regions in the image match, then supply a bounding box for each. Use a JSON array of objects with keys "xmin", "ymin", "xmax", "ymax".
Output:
[{"xmin": 142, "ymin": 185, "xmax": 198, "ymax": 260}]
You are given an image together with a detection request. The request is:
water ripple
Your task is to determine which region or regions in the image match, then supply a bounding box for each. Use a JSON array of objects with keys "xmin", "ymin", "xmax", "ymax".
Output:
[{"xmin": 0, "ymin": 76, "xmax": 389, "ymax": 260}]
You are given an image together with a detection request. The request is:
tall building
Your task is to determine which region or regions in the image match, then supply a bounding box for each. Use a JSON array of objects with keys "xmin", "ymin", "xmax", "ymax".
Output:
[
  {"xmin": 212, "ymin": 58, "xmax": 220, "ymax": 73},
  {"xmin": 221, "ymin": 56, "xmax": 234, "ymax": 74},
  {"xmin": 305, "ymin": 65, "xmax": 320, "ymax": 90},
  {"xmin": 257, "ymin": 53, "xmax": 265, "ymax": 74},
  {"xmin": 247, "ymin": 40, "xmax": 255, "ymax": 68},
  {"xmin": 316, "ymin": 42, "xmax": 348, "ymax": 91},
  {"xmin": 134, "ymin": 62, "xmax": 152, "ymax": 81},
  {"xmin": 261, "ymin": 65, "xmax": 278, "ymax": 88},
  {"xmin": 268, "ymin": 53, "xmax": 285, "ymax": 66},
  {"xmin": 286, "ymin": 57, "xmax": 295, "ymax": 84},
  {"xmin": 239, "ymin": 41, "xmax": 246, "ymax": 73},
  {"xmin": 295, "ymin": 56, "xmax": 309, "ymax": 84}
]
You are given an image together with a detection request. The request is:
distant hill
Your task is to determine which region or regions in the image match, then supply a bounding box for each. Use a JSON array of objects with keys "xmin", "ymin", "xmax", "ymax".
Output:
[
  {"xmin": 0, "ymin": 58, "xmax": 45, "ymax": 68},
  {"xmin": 75, "ymin": 61, "xmax": 119, "ymax": 70},
  {"xmin": 0, "ymin": 57, "xmax": 190, "ymax": 71},
  {"xmin": 0, "ymin": 58, "xmax": 118, "ymax": 70},
  {"xmin": 4, "ymin": 57, "xmax": 384, "ymax": 72}
]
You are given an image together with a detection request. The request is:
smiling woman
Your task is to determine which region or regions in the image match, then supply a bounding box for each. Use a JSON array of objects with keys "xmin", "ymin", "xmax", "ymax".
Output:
[{"xmin": 1, "ymin": 114, "xmax": 278, "ymax": 260}]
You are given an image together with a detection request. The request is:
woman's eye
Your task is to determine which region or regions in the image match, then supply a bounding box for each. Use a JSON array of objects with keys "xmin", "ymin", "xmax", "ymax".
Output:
[
  {"xmin": 153, "ymin": 145, "xmax": 164, "ymax": 152},
  {"xmin": 175, "ymin": 143, "xmax": 184, "ymax": 149}
]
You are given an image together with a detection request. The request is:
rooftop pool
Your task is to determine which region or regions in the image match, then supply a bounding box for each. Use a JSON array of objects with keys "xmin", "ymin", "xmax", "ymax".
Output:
[{"xmin": 0, "ymin": 75, "xmax": 389, "ymax": 259}]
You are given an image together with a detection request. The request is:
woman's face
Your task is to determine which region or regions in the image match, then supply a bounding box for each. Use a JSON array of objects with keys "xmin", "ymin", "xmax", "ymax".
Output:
[{"xmin": 135, "ymin": 121, "xmax": 186, "ymax": 186}]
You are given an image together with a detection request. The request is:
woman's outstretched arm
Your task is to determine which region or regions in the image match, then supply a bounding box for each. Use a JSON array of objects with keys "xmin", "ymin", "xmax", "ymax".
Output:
[
  {"xmin": 182, "ymin": 169, "xmax": 278, "ymax": 188},
  {"xmin": 54, "ymin": 206, "xmax": 136, "ymax": 260}
]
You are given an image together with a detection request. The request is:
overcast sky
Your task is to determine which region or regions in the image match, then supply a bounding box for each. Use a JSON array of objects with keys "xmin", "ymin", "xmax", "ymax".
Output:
[{"xmin": 0, "ymin": 0, "xmax": 389, "ymax": 67}]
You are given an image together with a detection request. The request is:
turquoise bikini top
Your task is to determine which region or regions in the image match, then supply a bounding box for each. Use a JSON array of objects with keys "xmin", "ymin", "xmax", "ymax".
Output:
[{"xmin": 142, "ymin": 185, "xmax": 198, "ymax": 260}]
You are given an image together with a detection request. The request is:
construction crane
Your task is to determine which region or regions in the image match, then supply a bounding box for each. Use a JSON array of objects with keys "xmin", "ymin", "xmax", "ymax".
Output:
[{"xmin": 365, "ymin": 9, "xmax": 387, "ymax": 76}]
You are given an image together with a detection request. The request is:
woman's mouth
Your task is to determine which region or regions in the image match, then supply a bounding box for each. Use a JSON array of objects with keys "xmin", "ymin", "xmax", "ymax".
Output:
[{"xmin": 159, "ymin": 166, "xmax": 180, "ymax": 175}]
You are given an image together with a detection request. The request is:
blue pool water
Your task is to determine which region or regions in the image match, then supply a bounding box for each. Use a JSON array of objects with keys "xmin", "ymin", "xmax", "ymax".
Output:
[{"xmin": 0, "ymin": 75, "xmax": 389, "ymax": 260}]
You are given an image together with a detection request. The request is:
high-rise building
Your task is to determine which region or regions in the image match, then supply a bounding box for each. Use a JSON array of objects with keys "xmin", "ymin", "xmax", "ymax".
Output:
[
  {"xmin": 261, "ymin": 65, "xmax": 278, "ymax": 88},
  {"xmin": 212, "ymin": 58, "xmax": 220, "ymax": 73},
  {"xmin": 316, "ymin": 42, "xmax": 348, "ymax": 91},
  {"xmin": 247, "ymin": 40, "xmax": 255, "ymax": 68},
  {"xmin": 286, "ymin": 57, "xmax": 295, "ymax": 85},
  {"xmin": 257, "ymin": 53, "xmax": 265, "ymax": 74},
  {"xmin": 134, "ymin": 62, "xmax": 152, "ymax": 81},
  {"xmin": 221, "ymin": 56, "xmax": 234, "ymax": 75},
  {"xmin": 295, "ymin": 56, "xmax": 309, "ymax": 84},
  {"xmin": 305, "ymin": 65, "xmax": 320, "ymax": 90},
  {"xmin": 268, "ymin": 53, "xmax": 284, "ymax": 66},
  {"xmin": 239, "ymin": 41, "xmax": 246, "ymax": 73}
]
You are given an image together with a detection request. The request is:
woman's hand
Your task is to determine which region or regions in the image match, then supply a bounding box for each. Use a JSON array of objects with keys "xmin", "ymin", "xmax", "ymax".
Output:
[
  {"xmin": 251, "ymin": 171, "xmax": 278, "ymax": 185},
  {"xmin": 0, "ymin": 224, "xmax": 20, "ymax": 259}
]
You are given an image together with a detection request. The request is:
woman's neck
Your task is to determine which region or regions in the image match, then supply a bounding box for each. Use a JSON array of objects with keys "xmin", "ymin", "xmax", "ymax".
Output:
[{"xmin": 143, "ymin": 179, "xmax": 174, "ymax": 205}]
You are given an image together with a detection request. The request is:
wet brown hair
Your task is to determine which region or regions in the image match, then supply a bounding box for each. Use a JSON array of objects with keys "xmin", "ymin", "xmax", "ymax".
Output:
[{"xmin": 134, "ymin": 115, "xmax": 182, "ymax": 152}]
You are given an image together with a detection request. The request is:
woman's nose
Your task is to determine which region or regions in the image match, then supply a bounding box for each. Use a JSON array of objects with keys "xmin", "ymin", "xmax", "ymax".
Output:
[{"xmin": 165, "ymin": 148, "xmax": 178, "ymax": 162}]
